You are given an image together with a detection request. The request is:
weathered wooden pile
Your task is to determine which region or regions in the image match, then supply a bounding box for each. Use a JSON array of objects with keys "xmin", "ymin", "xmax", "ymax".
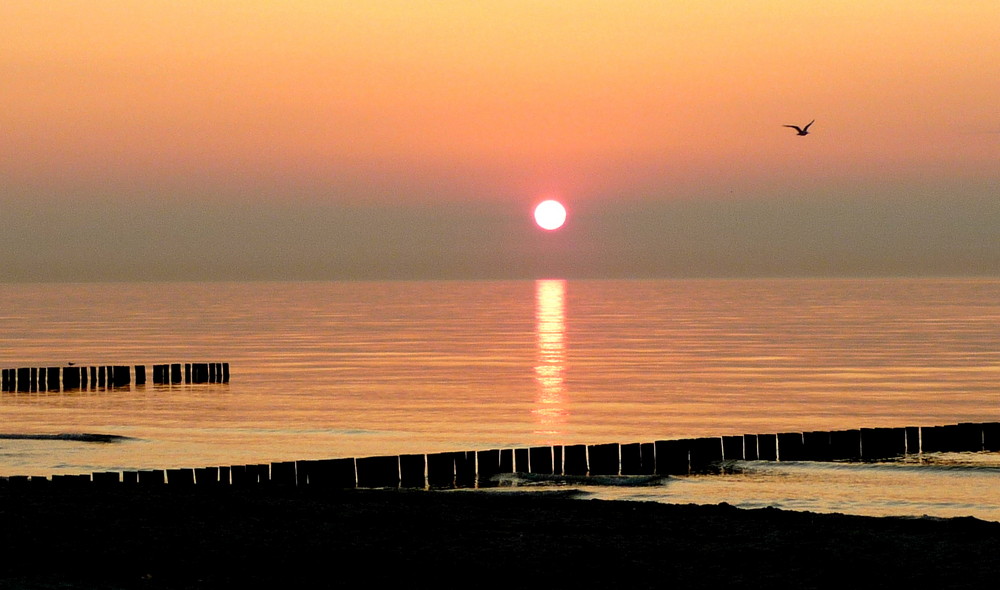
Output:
[
  {"xmin": 1, "ymin": 421, "xmax": 996, "ymax": 489},
  {"xmin": 0, "ymin": 363, "xmax": 230, "ymax": 392}
]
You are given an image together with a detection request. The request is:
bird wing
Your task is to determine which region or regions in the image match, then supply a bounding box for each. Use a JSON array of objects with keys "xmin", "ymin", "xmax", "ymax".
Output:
[
  {"xmin": 803, "ymin": 120, "xmax": 815, "ymax": 131},
  {"xmin": 783, "ymin": 125, "xmax": 803, "ymax": 132}
]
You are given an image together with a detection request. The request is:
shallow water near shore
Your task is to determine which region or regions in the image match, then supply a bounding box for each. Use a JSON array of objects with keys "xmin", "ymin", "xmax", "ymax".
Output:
[
  {"xmin": 488, "ymin": 452, "xmax": 1000, "ymax": 521},
  {"xmin": 1, "ymin": 279, "xmax": 998, "ymax": 519}
]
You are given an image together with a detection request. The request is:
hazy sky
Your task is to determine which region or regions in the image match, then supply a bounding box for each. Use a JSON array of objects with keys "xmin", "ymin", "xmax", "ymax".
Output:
[{"xmin": 2, "ymin": 1, "xmax": 998, "ymax": 281}]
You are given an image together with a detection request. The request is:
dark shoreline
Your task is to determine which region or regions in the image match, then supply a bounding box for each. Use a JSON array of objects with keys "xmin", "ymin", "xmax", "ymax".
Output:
[{"xmin": 2, "ymin": 486, "xmax": 999, "ymax": 589}]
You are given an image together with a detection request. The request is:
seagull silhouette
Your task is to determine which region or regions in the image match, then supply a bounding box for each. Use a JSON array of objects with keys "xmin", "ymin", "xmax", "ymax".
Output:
[{"xmin": 784, "ymin": 120, "xmax": 814, "ymax": 136}]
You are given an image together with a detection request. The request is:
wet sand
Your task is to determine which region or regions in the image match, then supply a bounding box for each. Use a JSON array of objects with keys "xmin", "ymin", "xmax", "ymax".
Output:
[{"xmin": 1, "ymin": 485, "xmax": 999, "ymax": 589}]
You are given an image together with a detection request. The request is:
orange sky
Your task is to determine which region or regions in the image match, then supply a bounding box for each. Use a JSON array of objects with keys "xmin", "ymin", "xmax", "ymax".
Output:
[{"xmin": 1, "ymin": 1, "xmax": 998, "ymax": 280}]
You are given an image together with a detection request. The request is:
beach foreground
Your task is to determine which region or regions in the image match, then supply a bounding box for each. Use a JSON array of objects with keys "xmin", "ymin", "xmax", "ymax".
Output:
[{"xmin": 2, "ymin": 485, "xmax": 998, "ymax": 589}]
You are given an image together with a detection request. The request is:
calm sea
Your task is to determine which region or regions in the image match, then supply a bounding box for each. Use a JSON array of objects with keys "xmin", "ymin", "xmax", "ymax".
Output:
[{"xmin": 1, "ymin": 279, "xmax": 998, "ymax": 520}]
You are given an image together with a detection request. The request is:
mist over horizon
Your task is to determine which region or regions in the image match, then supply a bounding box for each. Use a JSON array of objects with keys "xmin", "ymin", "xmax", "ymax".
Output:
[
  {"xmin": 2, "ymin": 2, "xmax": 997, "ymax": 282},
  {"xmin": 3, "ymin": 191, "xmax": 997, "ymax": 283}
]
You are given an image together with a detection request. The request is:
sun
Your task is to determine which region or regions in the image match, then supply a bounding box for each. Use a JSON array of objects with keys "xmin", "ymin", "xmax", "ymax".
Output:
[{"xmin": 533, "ymin": 200, "xmax": 567, "ymax": 231}]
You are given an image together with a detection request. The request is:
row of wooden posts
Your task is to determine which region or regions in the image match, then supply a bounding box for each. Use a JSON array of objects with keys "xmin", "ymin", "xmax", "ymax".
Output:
[
  {"xmin": 2, "ymin": 421, "xmax": 997, "ymax": 489},
  {"xmin": 0, "ymin": 363, "xmax": 230, "ymax": 392}
]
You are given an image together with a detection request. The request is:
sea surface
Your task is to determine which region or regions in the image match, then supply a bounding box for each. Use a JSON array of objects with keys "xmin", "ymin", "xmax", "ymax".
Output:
[{"xmin": 1, "ymin": 279, "xmax": 998, "ymax": 520}]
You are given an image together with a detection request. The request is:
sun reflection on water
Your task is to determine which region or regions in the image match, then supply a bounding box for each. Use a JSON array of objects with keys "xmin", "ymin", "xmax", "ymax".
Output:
[{"xmin": 533, "ymin": 279, "xmax": 568, "ymax": 435}]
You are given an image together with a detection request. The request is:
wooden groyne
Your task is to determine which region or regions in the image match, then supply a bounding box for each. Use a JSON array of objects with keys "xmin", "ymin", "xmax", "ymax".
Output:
[
  {"xmin": 0, "ymin": 363, "xmax": 229, "ymax": 392},
  {"xmin": 1, "ymin": 421, "xmax": 997, "ymax": 489}
]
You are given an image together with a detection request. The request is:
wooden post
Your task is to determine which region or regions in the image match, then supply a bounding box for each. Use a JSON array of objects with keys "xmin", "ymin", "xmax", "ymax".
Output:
[
  {"xmin": 45, "ymin": 367, "xmax": 60, "ymax": 391},
  {"xmin": 194, "ymin": 467, "xmax": 219, "ymax": 485},
  {"xmin": 229, "ymin": 465, "xmax": 250, "ymax": 486},
  {"xmin": 296, "ymin": 458, "xmax": 355, "ymax": 488},
  {"xmin": 455, "ymin": 451, "xmax": 476, "ymax": 487},
  {"xmin": 294, "ymin": 461, "xmax": 311, "ymax": 486},
  {"xmin": 134, "ymin": 365, "xmax": 146, "ymax": 385},
  {"xmin": 270, "ymin": 462, "xmax": 297, "ymax": 486},
  {"xmin": 654, "ymin": 439, "xmax": 689, "ymax": 475},
  {"xmin": 89, "ymin": 366, "xmax": 97, "ymax": 388},
  {"xmin": 170, "ymin": 363, "xmax": 182, "ymax": 384},
  {"xmin": 222, "ymin": 362, "xmax": 230, "ymax": 383},
  {"xmin": 253, "ymin": 464, "xmax": 271, "ymax": 485},
  {"xmin": 905, "ymin": 426, "xmax": 920, "ymax": 454},
  {"xmin": 757, "ymin": 434, "xmax": 778, "ymax": 461},
  {"xmin": 640, "ymin": 442, "xmax": 656, "ymax": 474},
  {"xmin": 427, "ymin": 452, "xmax": 456, "ymax": 488},
  {"xmin": 620, "ymin": 442, "xmax": 643, "ymax": 475},
  {"xmin": 958, "ymin": 423, "xmax": 985, "ymax": 452},
  {"xmin": 1, "ymin": 369, "xmax": 10, "ymax": 392},
  {"xmin": 860, "ymin": 427, "xmax": 906, "ymax": 460},
  {"xmin": 721, "ymin": 436, "xmax": 744, "ymax": 461},
  {"xmin": 743, "ymin": 434, "xmax": 759, "ymax": 460},
  {"xmin": 29, "ymin": 367, "xmax": 38, "ymax": 391},
  {"xmin": 514, "ymin": 448, "xmax": 530, "ymax": 472},
  {"xmin": 185, "ymin": 363, "xmax": 192, "ymax": 383},
  {"xmin": 113, "ymin": 365, "xmax": 130, "ymax": 387},
  {"xmin": 355, "ymin": 455, "xmax": 400, "ymax": 488},
  {"xmin": 476, "ymin": 449, "xmax": 501, "ymax": 485},
  {"xmin": 528, "ymin": 446, "xmax": 553, "ymax": 474},
  {"xmin": 802, "ymin": 431, "xmax": 832, "ymax": 461},
  {"xmin": 166, "ymin": 469, "xmax": 195, "ymax": 486},
  {"xmin": 983, "ymin": 422, "xmax": 1000, "ymax": 452},
  {"xmin": 776, "ymin": 432, "xmax": 804, "ymax": 462},
  {"xmin": 919, "ymin": 424, "xmax": 980, "ymax": 453},
  {"xmin": 200, "ymin": 363, "xmax": 212, "ymax": 383},
  {"xmin": 587, "ymin": 443, "xmax": 620, "ymax": 475},
  {"xmin": 399, "ymin": 454, "xmax": 426, "ymax": 488},
  {"xmin": 137, "ymin": 470, "xmax": 165, "ymax": 486},
  {"xmin": 52, "ymin": 474, "xmax": 90, "ymax": 487},
  {"xmin": 563, "ymin": 444, "xmax": 588, "ymax": 475},
  {"xmin": 97, "ymin": 366, "xmax": 106, "ymax": 387},
  {"xmin": 92, "ymin": 472, "xmax": 121, "ymax": 486},
  {"xmin": 218, "ymin": 465, "xmax": 232, "ymax": 485},
  {"xmin": 498, "ymin": 448, "xmax": 514, "ymax": 473},
  {"xmin": 16, "ymin": 368, "xmax": 30, "ymax": 392},
  {"xmin": 63, "ymin": 366, "xmax": 81, "ymax": 390},
  {"xmin": 689, "ymin": 437, "xmax": 723, "ymax": 472},
  {"xmin": 829, "ymin": 429, "xmax": 861, "ymax": 460}
]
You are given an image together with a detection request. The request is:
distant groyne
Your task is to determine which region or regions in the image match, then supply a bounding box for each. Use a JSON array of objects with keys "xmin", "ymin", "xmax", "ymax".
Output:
[
  {"xmin": 0, "ymin": 362, "xmax": 230, "ymax": 392},
  {"xmin": 2, "ymin": 421, "xmax": 997, "ymax": 489}
]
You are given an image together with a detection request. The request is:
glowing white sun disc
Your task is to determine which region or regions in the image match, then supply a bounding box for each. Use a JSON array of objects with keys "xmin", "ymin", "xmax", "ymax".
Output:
[{"xmin": 534, "ymin": 200, "xmax": 567, "ymax": 231}]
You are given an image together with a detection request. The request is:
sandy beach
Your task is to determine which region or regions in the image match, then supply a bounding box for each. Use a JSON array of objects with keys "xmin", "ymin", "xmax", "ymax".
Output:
[{"xmin": 2, "ymin": 484, "xmax": 998, "ymax": 589}]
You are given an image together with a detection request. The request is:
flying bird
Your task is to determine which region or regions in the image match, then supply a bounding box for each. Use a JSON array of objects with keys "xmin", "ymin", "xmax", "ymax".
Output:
[{"xmin": 784, "ymin": 120, "xmax": 814, "ymax": 136}]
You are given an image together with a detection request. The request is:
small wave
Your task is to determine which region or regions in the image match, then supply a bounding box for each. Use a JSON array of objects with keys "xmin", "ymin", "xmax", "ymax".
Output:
[
  {"xmin": 492, "ymin": 472, "xmax": 671, "ymax": 487},
  {"xmin": 0, "ymin": 433, "xmax": 132, "ymax": 443},
  {"xmin": 725, "ymin": 456, "xmax": 1000, "ymax": 476}
]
